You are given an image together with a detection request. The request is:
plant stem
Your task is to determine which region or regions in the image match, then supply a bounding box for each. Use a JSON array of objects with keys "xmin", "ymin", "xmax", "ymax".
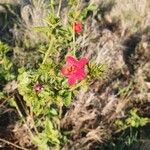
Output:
[
  {"xmin": 57, "ymin": 0, "xmax": 62, "ymax": 17},
  {"xmin": 0, "ymin": 138, "xmax": 28, "ymax": 150},
  {"xmin": 29, "ymin": 102, "xmax": 39, "ymax": 135},
  {"xmin": 69, "ymin": 80, "xmax": 86, "ymax": 91},
  {"xmin": 42, "ymin": 37, "xmax": 54, "ymax": 64},
  {"xmin": 14, "ymin": 101, "xmax": 35, "ymax": 139},
  {"xmin": 72, "ymin": 24, "xmax": 76, "ymax": 56}
]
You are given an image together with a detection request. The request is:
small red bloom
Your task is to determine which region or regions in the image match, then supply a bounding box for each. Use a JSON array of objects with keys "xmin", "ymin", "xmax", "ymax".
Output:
[
  {"xmin": 73, "ymin": 22, "xmax": 83, "ymax": 33},
  {"xmin": 61, "ymin": 56, "xmax": 88, "ymax": 86},
  {"xmin": 33, "ymin": 84, "xmax": 43, "ymax": 93}
]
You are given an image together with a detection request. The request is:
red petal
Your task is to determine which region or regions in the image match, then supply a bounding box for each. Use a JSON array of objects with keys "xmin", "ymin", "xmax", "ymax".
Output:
[
  {"xmin": 75, "ymin": 69, "xmax": 86, "ymax": 80},
  {"xmin": 74, "ymin": 22, "xmax": 82, "ymax": 33},
  {"xmin": 78, "ymin": 58, "xmax": 88, "ymax": 68},
  {"xmin": 66, "ymin": 56, "xmax": 78, "ymax": 65},
  {"xmin": 68, "ymin": 76, "xmax": 77, "ymax": 86}
]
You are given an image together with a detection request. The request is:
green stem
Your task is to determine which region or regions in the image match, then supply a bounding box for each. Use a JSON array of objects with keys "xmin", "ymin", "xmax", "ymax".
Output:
[
  {"xmin": 72, "ymin": 24, "xmax": 76, "ymax": 56},
  {"xmin": 42, "ymin": 37, "xmax": 54, "ymax": 64},
  {"xmin": 59, "ymin": 105, "xmax": 62, "ymax": 119},
  {"xmin": 50, "ymin": 1, "xmax": 55, "ymax": 14},
  {"xmin": 69, "ymin": 79, "xmax": 86, "ymax": 91}
]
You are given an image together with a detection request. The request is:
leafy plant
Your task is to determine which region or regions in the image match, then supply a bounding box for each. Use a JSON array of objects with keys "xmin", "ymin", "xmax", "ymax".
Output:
[
  {"xmin": 103, "ymin": 109, "xmax": 150, "ymax": 150},
  {"xmin": 0, "ymin": 41, "xmax": 15, "ymax": 82},
  {"xmin": 0, "ymin": 1, "xmax": 105, "ymax": 149},
  {"xmin": 115, "ymin": 108, "xmax": 150, "ymax": 131},
  {"xmin": 9, "ymin": 1, "xmax": 104, "ymax": 149},
  {"xmin": 87, "ymin": 62, "xmax": 106, "ymax": 80}
]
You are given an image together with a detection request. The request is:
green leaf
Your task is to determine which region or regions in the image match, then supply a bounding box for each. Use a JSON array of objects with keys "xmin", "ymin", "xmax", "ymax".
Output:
[
  {"xmin": 88, "ymin": 62, "xmax": 106, "ymax": 80},
  {"xmin": 32, "ymin": 135, "xmax": 49, "ymax": 150},
  {"xmin": 45, "ymin": 118, "xmax": 60, "ymax": 144},
  {"xmin": 0, "ymin": 92, "xmax": 4, "ymax": 99},
  {"xmin": 63, "ymin": 92, "xmax": 72, "ymax": 106},
  {"xmin": 80, "ymin": 4, "xmax": 97, "ymax": 20},
  {"xmin": 49, "ymin": 108, "xmax": 58, "ymax": 116}
]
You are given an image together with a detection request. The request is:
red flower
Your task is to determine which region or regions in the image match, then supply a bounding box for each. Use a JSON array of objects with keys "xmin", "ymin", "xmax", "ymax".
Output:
[
  {"xmin": 61, "ymin": 56, "xmax": 88, "ymax": 86},
  {"xmin": 73, "ymin": 22, "xmax": 83, "ymax": 33},
  {"xmin": 33, "ymin": 84, "xmax": 43, "ymax": 93}
]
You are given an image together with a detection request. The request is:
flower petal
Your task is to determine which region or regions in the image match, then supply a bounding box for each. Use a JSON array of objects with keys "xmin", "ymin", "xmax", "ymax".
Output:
[
  {"xmin": 78, "ymin": 58, "xmax": 88, "ymax": 68},
  {"xmin": 68, "ymin": 76, "xmax": 77, "ymax": 86},
  {"xmin": 74, "ymin": 22, "xmax": 83, "ymax": 33},
  {"xmin": 66, "ymin": 56, "xmax": 78, "ymax": 65},
  {"xmin": 61, "ymin": 66, "xmax": 70, "ymax": 77},
  {"xmin": 75, "ymin": 69, "xmax": 86, "ymax": 80}
]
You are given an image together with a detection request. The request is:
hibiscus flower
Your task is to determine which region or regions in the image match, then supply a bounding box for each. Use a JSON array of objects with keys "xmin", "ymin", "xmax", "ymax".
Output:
[{"xmin": 61, "ymin": 56, "xmax": 88, "ymax": 86}]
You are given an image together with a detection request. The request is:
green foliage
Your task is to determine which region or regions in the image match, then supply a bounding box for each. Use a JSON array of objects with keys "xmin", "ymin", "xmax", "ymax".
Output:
[
  {"xmin": 17, "ymin": 62, "xmax": 74, "ymax": 147},
  {"xmin": 103, "ymin": 109, "xmax": 150, "ymax": 150},
  {"xmin": 115, "ymin": 108, "xmax": 150, "ymax": 131},
  {"xmin": 0, "ymin": 41, "xmax": 9, "ymax": 55},
  {"xmin": 68, "ymin": 0, "xmax": 97, "ymax": 21},
  {"xmin": 102, "ymin": 128, "xmax": 139, "ymax": 150},
  {"xmin": 0, "ymin": 41, "xmax": 15, "ymax": 81},
  {"xmin": 80, "ymin": 3, "xmax": 98, "ymax": 20},
  {"xmin": 33, "ymin": 118, "xmax": 60, "ymax": 150},
  {"xmin": 68, "ymin": 0, "xmax": 78, "ymax": 6},
  {"xmin": 118, "ymin": 82, "xmax": 133, "ymax": 96},
  {"xmin": 126, "ymin": 109, "xmax": 150, "ymax": 128},
  {"xmin": 87, "ymin": 62, "xmax": 106, "ymax": 80}
]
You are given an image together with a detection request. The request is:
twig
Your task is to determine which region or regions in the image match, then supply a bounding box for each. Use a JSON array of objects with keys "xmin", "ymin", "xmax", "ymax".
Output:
[{"xmin": 0, "ymin": 138, "xmax": 28, "ymax": 150}]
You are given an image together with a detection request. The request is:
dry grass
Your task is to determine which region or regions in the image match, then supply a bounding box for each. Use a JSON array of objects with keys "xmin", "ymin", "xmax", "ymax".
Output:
[
  {"xmin": 61, "ymin": 0, "xmax": 150, "ymax": 149},
  {"xmin": 110, "ymin": 0, "xmax": 150, "ymax": 34},
  {"xmin": 13, "ymin": 0, "xmax": 49, "ymax": 47},
  {"xmin": 0, "ymin": 0, "xmax": 20, "ymax": 5}
]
